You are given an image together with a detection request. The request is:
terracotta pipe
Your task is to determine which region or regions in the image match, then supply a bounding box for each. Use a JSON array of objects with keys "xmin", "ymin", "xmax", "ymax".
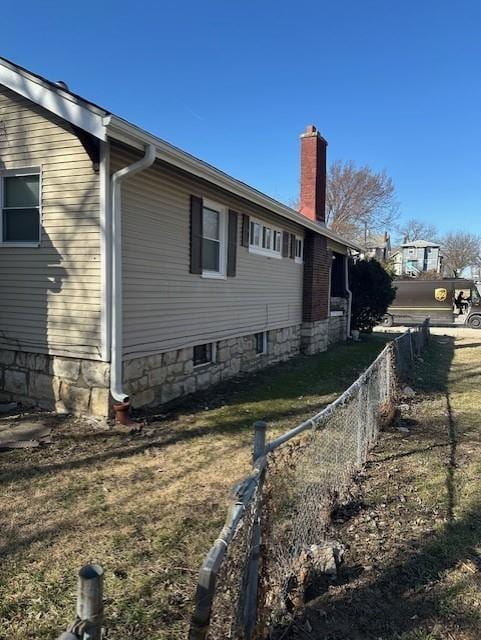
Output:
[{"xmin": 112, "ymin": 401, "xmax": 135, "ymax": 426}]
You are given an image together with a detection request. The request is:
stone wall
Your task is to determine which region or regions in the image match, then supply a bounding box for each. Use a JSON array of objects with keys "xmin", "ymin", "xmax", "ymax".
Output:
[
  {"xmin": 124, "ymin": 325, "xmax": 301, "ymax": 409},
  {"xmin": 328, "ymin": 296, "xmax": 349, "ymax": 345},
  {"xmin": 0, "ymin": 349, "xmax": 110, "ymax": 416},
  {"xmin": 328, "ymin": 315, "xmax": 348, "ymax": 345},
  {"xmin": 300, "ymin": 319, "xmax": 329, "ymax": 355}
]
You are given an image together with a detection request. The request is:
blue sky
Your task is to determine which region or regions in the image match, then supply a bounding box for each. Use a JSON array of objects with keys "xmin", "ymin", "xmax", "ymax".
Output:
[{"xmin": 2, "ymin": 0, "xmax": 480, "ymax": 236}]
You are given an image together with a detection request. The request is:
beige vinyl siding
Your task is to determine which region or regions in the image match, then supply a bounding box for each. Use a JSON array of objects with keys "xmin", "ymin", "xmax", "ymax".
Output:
[
  {"xmin": 112, "ymin": 142, "xmax": 305, "ymax": 360},
  {"xmin": 0, "ymin": 86, "xmax": 102, "ymax": 359}
]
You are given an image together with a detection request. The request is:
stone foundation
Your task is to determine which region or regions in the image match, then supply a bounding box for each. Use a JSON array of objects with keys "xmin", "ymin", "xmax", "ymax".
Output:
[
  {"xmin": 328, "ymin": 314, "xmax": 348, "ymax": 345},
  {"xmin": 0, "ymin": 349, "xmax": 110, "ymax": 416},
  {"xmin": 0, "ymin": 313, "xmax": 349, "ymax": 416},
  {"xmin": 124, "ymin": 325, "xmax": 301, "ymax": 409},
  {"xmin": 328, "ymin": 296, "xmax": 349, "ymax": 345},
  {"xmin": 300, "ymin": 319, "xmax": 329, "ymax": 355}
]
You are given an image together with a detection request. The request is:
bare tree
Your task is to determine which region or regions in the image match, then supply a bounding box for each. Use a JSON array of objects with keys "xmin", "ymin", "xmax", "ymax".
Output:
[
  {"xmin": 397, "ymin": 218, "xmax": 439, "ymax": 244},
  {"xmin": 326, "ymin": 160, "xmax": 399, "ymax": 241},
  {"xmin": 442, "ymin": 232, "xmax": 481, "ymax": 277}
]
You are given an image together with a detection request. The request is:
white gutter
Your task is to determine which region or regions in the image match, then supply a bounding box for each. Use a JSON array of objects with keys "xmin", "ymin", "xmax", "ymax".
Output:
[
  {"xmin": 345, "ymin": 253, "xmax": 353, "ymax": 339},
  {"xmin": 103, "ymin": 114, "xmax": 362, "ymax": 253},
  {"xmin": 110, "ymin": 144, "xmax": 156, "ymax": 402}
]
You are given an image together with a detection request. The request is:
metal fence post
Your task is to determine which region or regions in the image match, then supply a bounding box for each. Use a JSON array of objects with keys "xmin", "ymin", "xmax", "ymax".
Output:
[
  {"xmin": 253, "ymin": 421, "xmax": 267, "ymax": 462},
  {"xmin": 243, "ymin": 421, "xmax": 267, "ymax": 638},
  {"xmin": 77, "ymin": 564, "xmax": 104, "ymax": 640}
]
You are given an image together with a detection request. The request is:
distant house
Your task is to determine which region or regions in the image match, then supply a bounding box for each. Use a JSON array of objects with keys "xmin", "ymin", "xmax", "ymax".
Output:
[
  {"xmin": 362, "ymin": 232, "xmax": 391, "ymax": 262},
  {"xmin": 390, "ymin": 240, "xmax": 442, "ymax": 276},
  {"xmin": 0, "ymin": 57, "xmax": 359, "ymax": 416}
]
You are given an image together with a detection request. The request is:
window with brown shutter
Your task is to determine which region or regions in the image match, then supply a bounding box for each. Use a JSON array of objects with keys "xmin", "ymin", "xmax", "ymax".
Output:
[
  {"xmin": 289, "ymin": 233, "xmax": 296, "ymax": 259},
  {"xmin": 241, "ymin": 213, "xmax": 250, "ymax": 247},
  {"xmin": 282, "ymin": 231, "xmax": 289, "ymax": 258},
  {"xmin": 190, "ymin": 195, "xmax": 203, "ymax": 274},
  {"xmin": 227, "ymin": 210, "xmax": 238, "ymax": 277}
]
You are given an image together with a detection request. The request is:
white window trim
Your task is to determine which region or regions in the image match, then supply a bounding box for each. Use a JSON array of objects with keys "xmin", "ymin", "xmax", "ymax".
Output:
[
  {"xmin": 0, "ymin": 166, "xmax": 42, "ymax": 247},
  {"xmin": 255, "ymin": 331, "xmax": 268, "ymax": 356},
  {"xmin": 294, "ymin": 235, "xmax": 304, "ymax": 264},
  {"xmin": 248, "ymin": 216, "xmax": 282, "ymax": 259},
  {"xmin": 193, "ymin": 341, "xmax": 217, "ymax": 368},
  {"xmin": 201, "ymin": 198, "xmax": 228, "ymax": 279}
]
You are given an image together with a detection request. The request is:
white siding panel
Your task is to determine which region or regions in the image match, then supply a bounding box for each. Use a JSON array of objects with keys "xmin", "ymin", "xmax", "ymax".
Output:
[
  {"xmin": 113, "ymin": 143, "xmax": 304, "ymax": 360},
  {"xmin": 0, "ymin": 85, "xmax": 102, "ymax": 359}
]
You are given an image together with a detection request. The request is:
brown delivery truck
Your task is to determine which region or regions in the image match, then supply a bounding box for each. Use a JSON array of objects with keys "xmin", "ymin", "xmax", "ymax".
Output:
[{"xmin": 381, "ymin": 278, "xmax": 481, "ymax": 329}]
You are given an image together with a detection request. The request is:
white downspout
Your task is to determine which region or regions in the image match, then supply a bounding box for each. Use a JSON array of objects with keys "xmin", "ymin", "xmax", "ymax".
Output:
[
  {"xmin": 345, "ymin": 253, "xmax": 353, "ymax": 339},
  {"xmin": 110, "ymin": 144, "xmax": 156, "ymax": 402}
]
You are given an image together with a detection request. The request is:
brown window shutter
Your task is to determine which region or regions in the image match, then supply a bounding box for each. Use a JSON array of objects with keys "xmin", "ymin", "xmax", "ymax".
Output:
[
  {"xmin": 289, "ymin": 233, "xmax": 296, "ymax": 259},
  {"xmin": 282, "ymin": 231, "xmax": 289, "ymax": 258},
  {"xmin": 241, "ymin": 214, "xmax": 250, "ymax": 247},
  {"xmin": 227, "ymin": 210, "xmax": 238, "ymax": 277},
  {"xmin": 190, "ymin": 195, "xmax": 203, "ymax": 274}
]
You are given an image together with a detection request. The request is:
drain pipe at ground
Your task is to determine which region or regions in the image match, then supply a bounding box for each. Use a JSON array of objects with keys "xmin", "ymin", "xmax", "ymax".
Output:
[
  {"xmin": 110, "ymin": 144, "xmax": 156, "ymax": 420},
  {"xmin": 345, "ymin": 253, "xmax": 353, "ymax": 339}
]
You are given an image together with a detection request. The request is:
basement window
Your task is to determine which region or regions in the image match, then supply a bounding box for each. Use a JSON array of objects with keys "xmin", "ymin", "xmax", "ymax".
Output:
[
  {"xmin": 255, "ymin": 331, "xmax": 268, "ymax": 356},
  {"xmin": 193, "ymin": 342, "xmax": 215, "ymax": 367},
  {"xmin": 0, "ymin": 168, "xmax": 41, "ymax": 245}
]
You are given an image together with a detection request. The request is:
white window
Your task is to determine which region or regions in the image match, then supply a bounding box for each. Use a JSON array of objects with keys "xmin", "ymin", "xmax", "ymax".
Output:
[
  {"xmin": 295, "ymin": 236, "xmax": 304, "ymax": 263},
  {"xmin": 202, "ymin": 199, "xmax": 227, "ymax": 278},
  {"xmin": 1, "ymin": 168, "xmax": 41, "ymax": 245},
  {"xmin": 249, "ymin": 217, "xmax": 282, "ymax": 258},
  {"xmin": 255, "ymin": 331, "xmax": 268, "ymax": 355}
]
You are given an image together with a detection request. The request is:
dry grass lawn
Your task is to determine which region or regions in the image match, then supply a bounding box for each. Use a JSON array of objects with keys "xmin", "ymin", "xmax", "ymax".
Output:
[{"xmin": 0, "ymin": 336, "xmax": 391, "ymax": 639}]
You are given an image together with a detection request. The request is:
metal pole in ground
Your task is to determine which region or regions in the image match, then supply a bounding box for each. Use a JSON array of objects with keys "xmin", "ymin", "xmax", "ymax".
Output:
[
  {"xmin": 253, "ymin": 420, "xmax": 267, "ymax": 463},
  {"xmin": 77, "ymin": 564, "xmax": 104, "ymax": 640},
  {"xmin": 243, "ymin": 421, "xmax": 267, "ymax": 638}
]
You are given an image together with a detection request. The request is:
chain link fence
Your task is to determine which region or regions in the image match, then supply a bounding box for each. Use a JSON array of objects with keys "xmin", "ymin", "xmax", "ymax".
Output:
[{"xmin": 190, "ymin": 325, "xmax": 429, "ymax": 640}]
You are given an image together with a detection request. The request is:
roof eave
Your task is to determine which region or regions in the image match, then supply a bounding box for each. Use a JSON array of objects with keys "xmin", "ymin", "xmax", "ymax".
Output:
[
  {"xmin": 105, "ymin": 115, "xmax": 361, "ymax": 252},
  {"xmin": 0, "ymin": 56, "xmax": 107, "ymax": 140}
]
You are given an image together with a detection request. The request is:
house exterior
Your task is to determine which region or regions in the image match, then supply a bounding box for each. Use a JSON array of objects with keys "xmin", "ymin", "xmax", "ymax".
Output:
[
  {"xmin": 362, "ymin": 232, "xmax": 391, "ymax": 262},
  {"xmin": 390, "ymin": 240, "xmax": 442, "ymax": 276},
  {"xmin": 0, "ymin": 57, "xmax": 358, "ymax": 416}
]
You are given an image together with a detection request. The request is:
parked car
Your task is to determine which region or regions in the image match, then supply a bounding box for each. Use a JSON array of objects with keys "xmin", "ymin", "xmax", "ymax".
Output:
[{"xmin": 381, "ymin": 278, "xmax": 481, "ymax": 329}]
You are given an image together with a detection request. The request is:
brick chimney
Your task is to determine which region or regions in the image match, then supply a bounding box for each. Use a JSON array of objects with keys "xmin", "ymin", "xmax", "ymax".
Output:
[{"xmin": 299, "ymin": 125, "xmax": 327, "ymax": 224}]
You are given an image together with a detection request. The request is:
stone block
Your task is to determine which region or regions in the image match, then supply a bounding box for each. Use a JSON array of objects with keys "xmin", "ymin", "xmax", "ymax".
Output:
[
  {"xmin": 183, "ymin": 360, "xmax": 194, "ymax": 375},
  {"xmin": 145, "ymin": 354, "xmax": 163, "ymax": 369},
  {"xmin": 0, "ymin": 350, "xmax": 15, "ymax": 366},
  {"xmin": 90, "ymin": 388, "xmax": 110, "ymax": 416},
  {"xmin": 167, "ymin": 361, "xmax": 184, "ymax": 377},
  {"xmin": 15, "ymin": 352, "xmax": 28, "ymax": 368},
  {"xmin": 81, "ymin": 360, "xmax": 110, "ymax": 388},
  {"xmin": 51, "ymin": 357, "xmax": 80, "ymax": 382},
  {"xmin": 196, "ymin": 372, "xmax": 212, "ymax": 389},
  {"xmin": 161, "ymin": 383, "xmax": 181, "ymax": 403},
  {"xmin": 163, "ymin": 350, "xmax": 178, "ymax": 366},
  {"xmin": 229, "ymin": 358, "xmax": 241, "ymax": 375},
  {"xmin": 131, "ymin": 388, "xmax": 155, "ymax": 409},
  {"xmin": 123, "ymin": 358, "xmax": 144, "ymax": 381},
  {"xmin": 125, "ymin": 375, "xmax": 148, "ymax": 395},
  {"xmin": 29, "ymin": 373, "xmax": 60, "ymax": 400},
  {"xmin": 60, "ymin": 383, "xmax": 90, "ymax": 414},
  {"xmin": 148, "ymin": 367, "xmax": 167, "ymax": 386},
  {"xmin": 217, "ymin": 347, "xmax": 230, "ymax": 363},
  {"xmin": 5, "ymin": 370, "xmax": 27, "ymax": 395},
  {"xmin": 183, "ymin": 376, "xmax": 196, "ymax": 394},
  {"xmin": 177, "ymin": 347, "xmax": 193, "ymax": 363}
]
